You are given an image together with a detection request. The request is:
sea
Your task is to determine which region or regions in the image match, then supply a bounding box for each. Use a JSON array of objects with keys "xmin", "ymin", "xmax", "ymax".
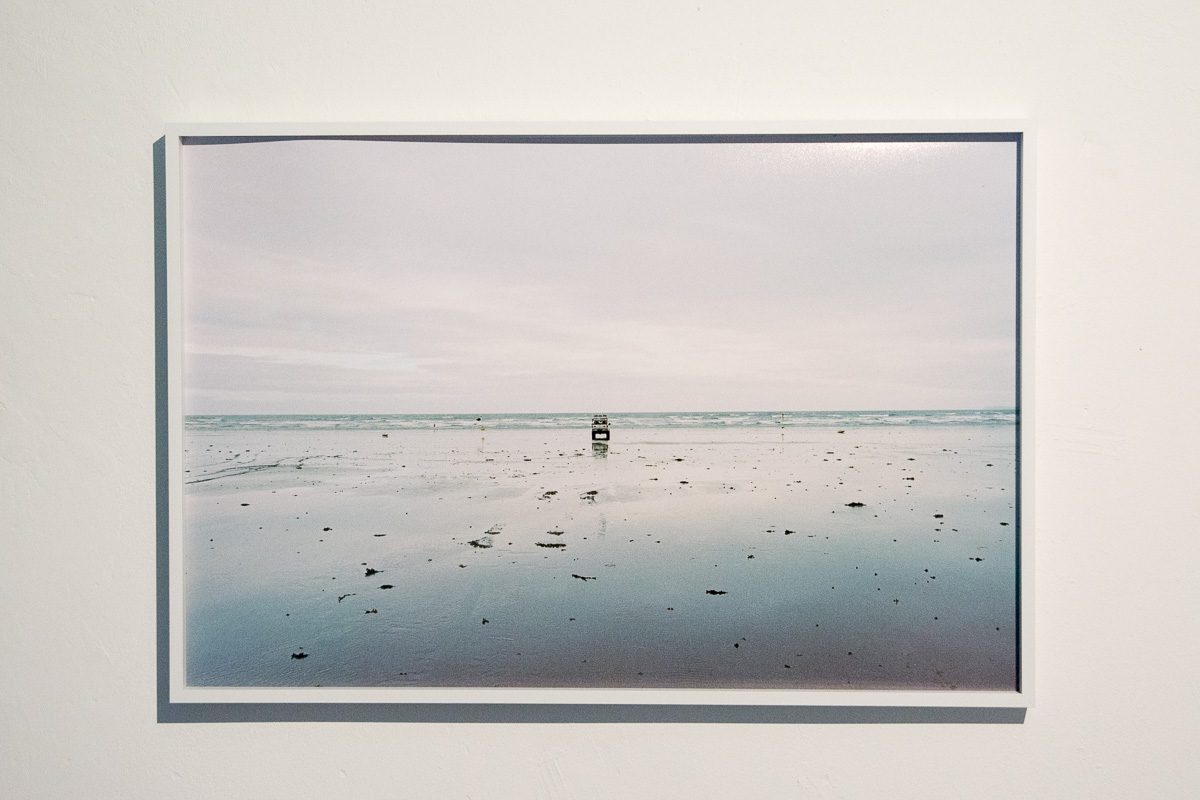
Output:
[{"xmin": 185, "ymin": 409, "xmax": 1016, "ymax": 432}]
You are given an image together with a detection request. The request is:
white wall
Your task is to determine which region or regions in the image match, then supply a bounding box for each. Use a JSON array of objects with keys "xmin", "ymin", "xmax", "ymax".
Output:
[{"xmin": 3, "ymin": 2, "xmax": 1198, "ymax": 797}]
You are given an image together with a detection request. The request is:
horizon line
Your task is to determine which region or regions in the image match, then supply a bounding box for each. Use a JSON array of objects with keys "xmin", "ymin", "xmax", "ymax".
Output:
[{"xmin": 185, "ymin": 407, "xmax": 1018, "ymax": 417}]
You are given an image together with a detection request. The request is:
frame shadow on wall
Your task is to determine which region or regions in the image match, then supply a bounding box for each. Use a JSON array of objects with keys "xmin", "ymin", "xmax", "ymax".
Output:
[{"xmin": 153, "ymin": 136, "xmax": 1025, "ymax": 725}]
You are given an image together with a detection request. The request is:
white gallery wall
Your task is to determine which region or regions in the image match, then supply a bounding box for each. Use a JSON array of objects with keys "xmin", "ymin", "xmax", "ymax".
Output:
[{"xmin": 2, "ymin": 2, "xmax": 1198, "ymax": 797}]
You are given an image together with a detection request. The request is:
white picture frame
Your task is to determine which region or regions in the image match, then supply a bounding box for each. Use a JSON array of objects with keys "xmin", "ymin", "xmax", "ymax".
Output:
[{"xmin": 162, "ymin": 121, "xmax": 1033, "ymax": 709}]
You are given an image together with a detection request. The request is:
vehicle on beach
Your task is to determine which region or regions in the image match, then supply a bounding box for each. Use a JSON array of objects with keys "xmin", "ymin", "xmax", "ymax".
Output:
[{"xmin": 591, "ymin": 414, "xmax": 610, "ymax": 441}]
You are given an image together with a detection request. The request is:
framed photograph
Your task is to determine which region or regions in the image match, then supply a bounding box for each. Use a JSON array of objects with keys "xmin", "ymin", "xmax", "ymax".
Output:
[{"xmin": 164, "ymin": 122, "xmax": 1031, "ymax": 707}]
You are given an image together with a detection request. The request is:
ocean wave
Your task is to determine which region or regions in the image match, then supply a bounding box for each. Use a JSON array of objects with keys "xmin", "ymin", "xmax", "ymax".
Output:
[{"xmin": 185, "ymin": 410, "xmax": 1017, "ymax": 432}]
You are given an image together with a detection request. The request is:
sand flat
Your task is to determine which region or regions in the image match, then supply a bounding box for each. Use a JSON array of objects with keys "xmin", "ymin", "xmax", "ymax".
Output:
[{"xmin": 183, "ymin": 423, "xmax": 1017, "ymax": 690}]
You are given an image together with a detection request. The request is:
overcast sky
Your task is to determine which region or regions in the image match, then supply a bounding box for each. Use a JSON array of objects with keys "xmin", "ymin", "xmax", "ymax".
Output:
[{"xmin": 181, "ymin": 137, "xmax": 1017, "ymax": 414}]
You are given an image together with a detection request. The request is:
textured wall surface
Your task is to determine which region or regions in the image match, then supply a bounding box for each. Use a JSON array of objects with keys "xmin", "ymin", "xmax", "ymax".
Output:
[{"xmin": 2, "ymin": 2, "xmax": 1198, "ymax": 797}]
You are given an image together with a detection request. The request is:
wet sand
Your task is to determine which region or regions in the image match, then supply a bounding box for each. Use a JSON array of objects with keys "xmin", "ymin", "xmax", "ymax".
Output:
[{"xmin": 183, "ymin": 424, "xmax": 1017, "ymax": 690}]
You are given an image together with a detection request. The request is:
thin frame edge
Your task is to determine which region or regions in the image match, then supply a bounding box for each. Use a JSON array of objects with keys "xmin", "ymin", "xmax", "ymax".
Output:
[{"xmin": 162, "ymin": 121, "xmax": 1034, "ymax": 710}]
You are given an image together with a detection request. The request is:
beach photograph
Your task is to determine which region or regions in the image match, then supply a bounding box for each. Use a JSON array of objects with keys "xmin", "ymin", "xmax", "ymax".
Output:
[{"xmin": 177, "ymin": 134, "xmax": 1020, "ymax": 692}]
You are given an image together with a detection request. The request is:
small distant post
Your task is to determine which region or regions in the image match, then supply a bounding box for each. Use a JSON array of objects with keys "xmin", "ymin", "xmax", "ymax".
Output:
[{"xmin": 591, "ymin": 413, "xmax": 610, "ymax": 441}]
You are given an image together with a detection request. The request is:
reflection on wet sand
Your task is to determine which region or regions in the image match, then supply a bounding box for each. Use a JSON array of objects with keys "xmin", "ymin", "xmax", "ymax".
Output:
[{"xmin": 183, "ymin": 424, "xmax": 1017, "ymax": 691}]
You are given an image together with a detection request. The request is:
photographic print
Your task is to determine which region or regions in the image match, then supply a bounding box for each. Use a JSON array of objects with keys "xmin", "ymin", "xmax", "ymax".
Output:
[{"xmin": 167, "ymin": 126, "xmax": 1028, "ymax": 704}]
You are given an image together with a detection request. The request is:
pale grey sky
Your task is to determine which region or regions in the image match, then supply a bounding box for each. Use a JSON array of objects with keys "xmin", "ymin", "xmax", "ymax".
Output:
[{"xmin": 182, "ymin": 137, "xmax": 1017, "ymax": 414}]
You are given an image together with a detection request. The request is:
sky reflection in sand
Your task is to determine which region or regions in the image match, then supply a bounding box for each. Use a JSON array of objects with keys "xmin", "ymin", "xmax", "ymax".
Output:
[{"xmin": 184, "ymin": 423, "xmax": 1016, "ymax": 691}]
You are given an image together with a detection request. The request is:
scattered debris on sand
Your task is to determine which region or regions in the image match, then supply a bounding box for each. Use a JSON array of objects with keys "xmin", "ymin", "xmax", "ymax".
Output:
[{"xmin": 191, "ymin": 420, "xmax": 1014, "ymax": 688}]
